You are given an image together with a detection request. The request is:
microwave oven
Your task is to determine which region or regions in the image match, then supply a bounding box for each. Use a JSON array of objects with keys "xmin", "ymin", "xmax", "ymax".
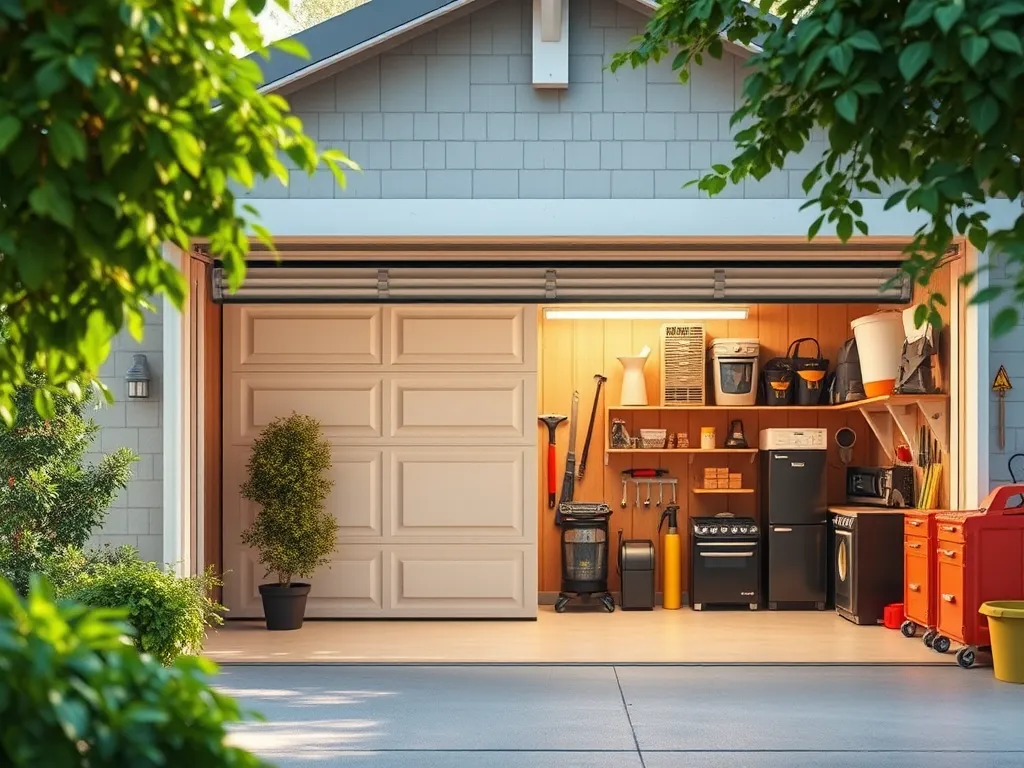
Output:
[{"xmin": 846, "ymin": 466, "xmax": 916, "ymax": 508}]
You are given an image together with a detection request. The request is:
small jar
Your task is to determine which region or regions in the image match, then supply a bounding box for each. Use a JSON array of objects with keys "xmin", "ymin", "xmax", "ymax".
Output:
[
  {"xmin": 700, "ymin": 427, "xmax": 716, "ymax": 450},
  {"xmin": 677, "ymin": 432, "xmax": 689, "ymax": 448},
  {"xmin": 668, "ymin": 433, "xmax": 677, "ymax": 449}
]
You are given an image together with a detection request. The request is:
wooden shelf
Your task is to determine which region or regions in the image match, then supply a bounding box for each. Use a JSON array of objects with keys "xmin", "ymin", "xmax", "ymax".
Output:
[
  {"xmin": 607, "ymin": 394, "xmax": 948, "ymax": 413},
  {"xmin": 693, "ymin": 488, "xmax": 755, "ymax": 495},
  {"xmin": 605, "ymin": 448, "xmax": 758, "ymax": 465}
]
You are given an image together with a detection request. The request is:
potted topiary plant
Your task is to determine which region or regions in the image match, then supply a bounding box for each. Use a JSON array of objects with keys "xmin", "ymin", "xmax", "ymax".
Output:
[{"xmin": 240, "ymin": 412, "xmax": 337, "ymax": 630}]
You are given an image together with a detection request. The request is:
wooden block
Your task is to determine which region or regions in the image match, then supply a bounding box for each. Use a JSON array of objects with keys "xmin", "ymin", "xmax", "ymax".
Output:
[
  {"xmin": 728, "ymin": 478, "xmax": 743, "ymax": 489},
  {"xmin": 704, "ymin": 478, "xmax": 720, "ymax": 489},
  {"xmin": 728, "ymin": 473, "xmax": 742, "ymax": 483}
]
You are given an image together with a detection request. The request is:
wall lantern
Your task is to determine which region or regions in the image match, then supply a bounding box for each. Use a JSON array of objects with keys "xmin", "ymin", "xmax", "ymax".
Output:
[{"xmin": 125, "ymin": 354, "xmax": 151, "ymax": 400}]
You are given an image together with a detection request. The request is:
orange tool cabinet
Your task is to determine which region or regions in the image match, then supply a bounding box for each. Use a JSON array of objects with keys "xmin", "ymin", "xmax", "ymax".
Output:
[
  {"xmin": 900, "ymin": 510, "xmax": 941, "ymax": 647},
  {"xmin": 930, "ymin": 485, "xmax": 1024, "ymax": 669}
]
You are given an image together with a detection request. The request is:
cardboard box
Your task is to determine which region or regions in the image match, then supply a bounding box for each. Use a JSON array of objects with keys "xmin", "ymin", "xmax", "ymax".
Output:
[
  {"xmin": 703, "ymin": 478, "xmax": 720, "ymax": 489},
  {"xmin": 716, "ymin": 468, "xmax": 730, "ymax": 479}
]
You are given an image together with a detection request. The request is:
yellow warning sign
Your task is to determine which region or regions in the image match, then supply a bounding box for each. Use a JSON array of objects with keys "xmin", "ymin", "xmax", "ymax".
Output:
[{"xmin": 993, "ymin": 365, "xmax": 1012, "ymax": 392}]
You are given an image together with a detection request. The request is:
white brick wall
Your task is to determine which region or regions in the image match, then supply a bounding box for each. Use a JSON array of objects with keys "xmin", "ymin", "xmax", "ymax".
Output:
[
  {"xmin": 87, "ymin": 305, "xmax": 163, "ymax": 563},
  {"xmin": 988, "ymin": 252, "xmax": 1024, "ymax": 489}
]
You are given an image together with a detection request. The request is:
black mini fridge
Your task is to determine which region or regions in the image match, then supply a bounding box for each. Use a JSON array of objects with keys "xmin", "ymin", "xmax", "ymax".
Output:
[{"xmin": 759, "ymin": 428, "xmax": 829, "ymax": 611}]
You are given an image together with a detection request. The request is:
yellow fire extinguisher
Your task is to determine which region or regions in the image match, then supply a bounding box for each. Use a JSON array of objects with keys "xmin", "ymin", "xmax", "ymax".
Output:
[{"xmin": 659, "ymin": 504, "xmax": 682, "ymax": 609}]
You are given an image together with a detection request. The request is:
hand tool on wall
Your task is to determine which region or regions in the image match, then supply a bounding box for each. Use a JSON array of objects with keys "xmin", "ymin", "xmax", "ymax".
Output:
[
  {"xmin": 577, "ymin": 374, "xmax": 607, "ymax": 481},
  {"xmin": 556, "ymin": 391, "xmax": 580, "ymax": 524},
  {"xmin": 994, "ymin": 365, "xmax": 1012, "ymax": 450},
  {"xmin": 635, "ymin": 480, "xmax": 641, "ymax": 508},
  {"xmin": 538, "ymin": 414, "xmax": 567, "ymax": 510},
  {"xmin": 659, "ymin": 504, "xmax": 682, "ymax": 610},
  {"xmin": 620, "ymin": 477, "xmax": 628, "ymax": 508},
  {"xmin": 644, "ymin": 481, "xmax": 651, "ymax": 508},
  {"xmin": 657, "ymin": 483, "xmax": 663, "ymax": 507}
]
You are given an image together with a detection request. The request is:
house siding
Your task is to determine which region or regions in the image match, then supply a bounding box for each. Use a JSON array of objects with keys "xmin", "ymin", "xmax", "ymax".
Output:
[
  {"xmin": 988, "ymin": 258, "xmax": 1024, "ymax": 490},
  {"xmin": 87, "ymin": 307, "xmax": 163, "ymax": 564},
  {"xmin": 238, "ymin": 0, "xmax": 852, "ymax": 203}
]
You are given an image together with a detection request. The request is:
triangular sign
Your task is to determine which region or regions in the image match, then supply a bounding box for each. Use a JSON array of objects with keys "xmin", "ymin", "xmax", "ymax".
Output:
[{"xmin": 993, "ymin": 365, "xmax": 1012, "ymax": 392}]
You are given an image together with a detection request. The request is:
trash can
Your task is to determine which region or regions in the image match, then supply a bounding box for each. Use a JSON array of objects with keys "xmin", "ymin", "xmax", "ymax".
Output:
[{"xmin": 979, "ymin": 601, "xmax": 1024, "ymax": 683}]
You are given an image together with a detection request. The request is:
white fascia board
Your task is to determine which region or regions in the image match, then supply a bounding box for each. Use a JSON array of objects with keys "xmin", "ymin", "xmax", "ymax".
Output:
[
  {"xmin": 533, "ymin": 0, "xmax": 569, "ymax": 87},
  {"xmin": 161, "ymin": 243, "xmax": 184, "ymax": 574}
]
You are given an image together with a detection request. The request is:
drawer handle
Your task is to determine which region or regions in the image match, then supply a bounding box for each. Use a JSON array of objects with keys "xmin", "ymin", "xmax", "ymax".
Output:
[
  {"xmin": 940, "ymin": 549, "xmax": 957, "ymax": 558},
  {"xmin": 942, "ymin": 593, "xmax": 956, "ymax": 603},
  {"xmin": 909, "ymin": 520, "xmax": 922, "ymax": 527},
  {"xmin": 909, "ymin": 583, "xmax": 921, "ymax": 592},
  {"xmin": 908, "ymin": 542, "xmax": 921, "ymax": 549},
  {"xmin": 940, "ymin": 525, "xmax": 958, "ymax": 533}
]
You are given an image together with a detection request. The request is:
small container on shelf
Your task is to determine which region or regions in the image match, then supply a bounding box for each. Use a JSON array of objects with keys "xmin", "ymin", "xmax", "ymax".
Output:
[
  {"xmin": 704, "ymin": 478, "xmax": 720, "ymax": 489},
  {"xmin": 667, "ymin": 433, "xmax": 677, "ymax": 449},
  {"xmin": 728, "ymin": 473, "xmax": 743, "ymax": 489},
  {"xmin": 677, "ymin": 432, "xmax": 689, "ymax": 448},
  {"xmin": 639, "ymin": 429, "xmax": 667, "ymax": 449},
  {"xmin": 700, "ymin": 427, "xmax": 716, "ymax": 450}
]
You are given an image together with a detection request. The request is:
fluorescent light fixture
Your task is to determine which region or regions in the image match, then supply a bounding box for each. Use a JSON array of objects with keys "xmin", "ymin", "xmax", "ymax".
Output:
[{"xmin": 544, "ymin": 307, "xmax": 749, "ymax": 321}]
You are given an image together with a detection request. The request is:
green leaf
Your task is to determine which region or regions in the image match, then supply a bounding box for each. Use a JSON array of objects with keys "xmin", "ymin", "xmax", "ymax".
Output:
[
  {"xmin": 846, "ymin": 30, "xmax": 882, "ymax": 52},
  {"xmin": 33, "ymin": 388, "xmax": 55, "ymax": 419},
  {"xmin": 960, "ymin": 35, "xmax": 991, "ymax": 68},
  {"xmin": 968, "ymin": 226, "xmax": 990, "ymax": 252},
  {"xmin": 169, "ymin": 130, "xmax": 202, "ymax": 177},
  {"xmin": 836, "ymin": 214, "xmax": 853, "ymax": 242},
  {"xmin": 0, "ymin": 115, "xmax": 21, "ymax": 152},
  {"xmin": 967, "ymin": 95, "xmax": 1000, "ymax": 135},
  {"xmin": 914, "ymin": 303, "xmax": 929, "ymax": 330},
  {"xmin": 834, "ymin": 91, "xmax": 859, "ymax": 122},
  {"xmin": 67, "ymin": 53, "xmax": 99, "ymax": 86},
  {"xmin": 48, "ymin": 120, "xmax": 87, "ymax": 168},
  {"xmin": 902, "ymin": 0, "xmax": 936, "ymax": 29},
  {"xmin": 934, "ymin": 3, "xmax": 965, "ymax": 33},
  {"xmin": 271, "ymin": 37, "xmax": 308, "ymax": 59},
  {"xmin": 969, "ymin": 285, "xmax": 1004, "ymax": 304},
  {"xmin": 827, "ymin": 44, "xmax": 853, "ymax": 75},
  {"xmin": 28, "ymin": 183, "xmax": 75, "ymax": 227},
  {"xmin": 993, "ymin": 306, "xmax": 1019, "ymax": 336},
  {"xmin": 795, "ymin": 19, "xmax": 824, "ymax": 56},
  {"xmin": 989, "ymin": 29, "xmax": 1024, "ymax": 54},
  {"xmin": 898, "ymin": 42, "xmax": 932, "ymax": 80},
  {"xmin": 808, "ymin": 214, "xmax": 825, "ymax": 239}
]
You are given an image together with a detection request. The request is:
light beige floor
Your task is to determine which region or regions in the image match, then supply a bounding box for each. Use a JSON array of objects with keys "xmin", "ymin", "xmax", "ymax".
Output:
[{"xmin": 203, "ymin": 607, "xmax": 954, "ymax": 664}]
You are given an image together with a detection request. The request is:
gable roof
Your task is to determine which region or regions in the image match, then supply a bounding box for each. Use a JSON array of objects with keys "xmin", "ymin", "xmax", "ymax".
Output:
[{"xmin": 254, "ymin": 0, "xmax": 765, "ymax": 95}]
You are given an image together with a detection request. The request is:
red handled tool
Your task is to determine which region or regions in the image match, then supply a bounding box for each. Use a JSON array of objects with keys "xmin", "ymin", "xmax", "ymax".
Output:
[{"xmin": 539, "ymin": 414, "xmax": 567, "ymax": 509}]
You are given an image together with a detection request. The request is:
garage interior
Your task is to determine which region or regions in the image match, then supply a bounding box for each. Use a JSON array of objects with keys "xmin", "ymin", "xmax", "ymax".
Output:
[{"xmin": 200, "ymin": 237, "xmax": 967, "ymax": 663}]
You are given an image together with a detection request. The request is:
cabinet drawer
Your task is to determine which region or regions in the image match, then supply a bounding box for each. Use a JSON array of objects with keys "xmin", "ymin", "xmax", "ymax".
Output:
[
  {"xmin": 936, "ymin": 541, "xmax": 964, "ymax": 564},
  {"xmin": 904, "ymin": 544, "xmax": 931, "ymax": 624},
  {"xmin": 936, "ymin": 561, "xmax": 965, "ymax": 639},
  {"xmin": 904, "ymin": 534, "xmax": 928, "ymax": 556},
  {"xmin": 936, "ymin": 521, "xmax": 966, "ymax": 543},
  {"xmin": 904, "ymin": 515, "xmax": 929, "ymax": 536}
]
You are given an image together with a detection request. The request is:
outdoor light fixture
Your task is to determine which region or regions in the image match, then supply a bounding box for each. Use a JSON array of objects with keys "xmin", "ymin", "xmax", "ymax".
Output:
[
  {"xmin": 125, "ymin": 354, "xmax": 151, "ymax": 399},
  {"xmin": 543, "ymin": 307, "xmax": 750, "ymax": 321}
]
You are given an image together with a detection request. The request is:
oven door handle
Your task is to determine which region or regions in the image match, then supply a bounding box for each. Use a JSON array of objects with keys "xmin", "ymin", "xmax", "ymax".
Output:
[
  {"xmin": 698, "ymin": 552, "xmax": 755, "ymax": 558},
  {"xmin": 696, "ymin": 542, "xmax": 757, "ymax": 548}
]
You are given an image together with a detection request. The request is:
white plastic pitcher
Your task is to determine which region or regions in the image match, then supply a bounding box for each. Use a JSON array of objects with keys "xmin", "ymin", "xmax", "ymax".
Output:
[{"xmin": 850, "ymin": 311, "xmax": 905, "ymax": 398}]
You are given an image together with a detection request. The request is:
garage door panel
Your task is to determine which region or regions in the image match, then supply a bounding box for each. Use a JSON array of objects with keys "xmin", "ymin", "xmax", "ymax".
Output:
[
  {"xmin": 390, "ymin": 449, "xmax": 527, "ymax": 537},
  {"xmin": 390, "ymin": 376, "xmax": 530, "ymax": 438},
  {"xmin": 230, "ymin": 373, "xmax": 382, "ymax": 443},
  {"xmin": 228, "ymin": 306, "xmax": 382, "ymax": 369},
  {"xmin": 389, "ymin": 306, "xmax": 531, "ymax": 367},
  {"xmin": 330, "ymin": 450, "xmax": 384, "ymax": 537},
  {"xmin": 388, "ymin": 546, "xmax": 534, "ymax": 616},
  {"xmin": 305, "ymin": 548, "xmax": 384, "ymax": 615}
]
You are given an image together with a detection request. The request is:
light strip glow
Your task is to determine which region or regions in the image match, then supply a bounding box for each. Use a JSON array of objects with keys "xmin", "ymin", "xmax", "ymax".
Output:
[{"xmin": 543, "ymin": 308, "xmax": 750, "ymax": 321}]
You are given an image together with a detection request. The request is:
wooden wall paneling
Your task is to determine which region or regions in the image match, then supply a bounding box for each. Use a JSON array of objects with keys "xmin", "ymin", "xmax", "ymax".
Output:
[
  {"xmin": 604, "ymin": 318, "xmax": 635, "ymax": 570},
  {"xmin": 816, "ymin": 303, "xmax": 853, "ymax": 505},
  {"xmin": 539, "ymin": 316, "xmax": 573, "ymax": 593}
]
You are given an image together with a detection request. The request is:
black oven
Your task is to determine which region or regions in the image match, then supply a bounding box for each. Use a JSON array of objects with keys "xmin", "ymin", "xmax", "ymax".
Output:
[{"xmin": 690, "ymin": 516, "xmax": 761, "ymax": 610}]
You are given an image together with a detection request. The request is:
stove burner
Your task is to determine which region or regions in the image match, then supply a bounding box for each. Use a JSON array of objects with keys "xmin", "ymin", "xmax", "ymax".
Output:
[{"xmin": 691, "ymin": 517, "xmax": 759, "ymax": 537}]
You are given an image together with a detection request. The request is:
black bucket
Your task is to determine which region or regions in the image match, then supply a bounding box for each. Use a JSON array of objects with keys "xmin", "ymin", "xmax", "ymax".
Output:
[
  {"xmin": 762, "ymin": 357, "xmax": 794, "ymax": 406},
  {"xmin": 789, "ymin": 337, "xmax": 830, "ymax": 406}
]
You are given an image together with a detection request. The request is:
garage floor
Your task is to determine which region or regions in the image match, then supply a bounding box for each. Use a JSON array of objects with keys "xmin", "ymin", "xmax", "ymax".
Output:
[
  {"xmin": 204, "ymin": 607, "xmax": 953, "ymax": 664},
  {"xmin": 217, "ymin": 664, "xmax": 1023, "ymax": 767}
]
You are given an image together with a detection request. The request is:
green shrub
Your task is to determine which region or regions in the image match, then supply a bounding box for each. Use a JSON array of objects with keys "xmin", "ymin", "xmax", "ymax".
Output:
[
  {"xmin": 240, "ymin": 412, "xmax": 337, "ymax": 586},
  {"xmin": 51, "ymin": 545, "xmax": 225, "ymax": 666},
  {"xmin": 0, "ymin": 573, "xmax": 265, "ymax": 768}
]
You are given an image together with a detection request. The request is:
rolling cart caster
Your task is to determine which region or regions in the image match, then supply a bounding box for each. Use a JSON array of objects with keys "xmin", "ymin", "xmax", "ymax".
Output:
[
  {"xmin": 956, "ymin": 647, "xmax": 977, "ymax": 669},
  {"xmin": 554, "ymin": 596, "xmax": 570, "ymax": 613},
  {"xmin": 692, "ymin": 603, "xmax": 702, "ymax": 611},
  {"xmin": 600, "ymin": 595, "xmax": 615, "ymax": 613},
  {"xmin": 900, "ymin": 620, "xmax": 918, "ymax": 638},
  {"xmin": 922, "ymin": 630, "xmax": 937, "ymax": 647},
  {"xmin": 749, "ymin": 603, "xmax": 758, "ymax": 611},
  {"xmin": 768, "ymin": 602, "xmax": 778, "ymax": 611},
  {"xmin": 815, "ymin": 602, "xmax": 826, "ymax": 611},
  {"xmin": 932, "ymin": 635, "xmax": 951, "ymax": 654}
]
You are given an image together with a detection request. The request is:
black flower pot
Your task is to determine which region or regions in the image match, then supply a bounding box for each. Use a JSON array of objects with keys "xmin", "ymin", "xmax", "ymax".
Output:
[{"xmin": 259, "ymin": 582, "xmax": 311, "ymax": 631}]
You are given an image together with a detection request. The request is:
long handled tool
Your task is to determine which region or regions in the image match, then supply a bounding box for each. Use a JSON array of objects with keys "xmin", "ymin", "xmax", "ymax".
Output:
[
  {"xmin": 556, "ymin": 392, "xmax": 580, "ymax": 524},
  {"xmin": 538, "ymin": 414, "xmax": 567, "ymax": 509},
  {"xmin": 577, "ymin": 374, "xmax": 607, "ymax": 482}
]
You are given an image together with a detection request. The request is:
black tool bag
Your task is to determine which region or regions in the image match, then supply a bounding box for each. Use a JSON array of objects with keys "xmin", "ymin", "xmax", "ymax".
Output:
[
  {"xmin": 895, "ymin": 336, "xmax": 936, "ymax": 395},
  {"xmin": 762, "ymin": 356, "xmax": 794, "ymax": 406},
  {"xmin": 830, "ymin": 337, "xmax": 866, "ymax": 404},
  {"xmin": 789, "ymin": 337, "xmax": 830, "ymax": 406}
]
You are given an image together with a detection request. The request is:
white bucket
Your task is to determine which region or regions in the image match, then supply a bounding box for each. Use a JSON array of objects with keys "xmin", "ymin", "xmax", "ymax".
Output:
[{"xmin": 850, "ymin": 311, "xmax": 905, "ymax": 398}]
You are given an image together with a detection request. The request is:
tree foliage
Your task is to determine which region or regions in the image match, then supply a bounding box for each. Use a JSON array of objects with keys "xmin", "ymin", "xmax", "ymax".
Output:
[
  {"xmin": 289, "ymin": 0, "xmax": 369, "ymax": 30},
  {"xmin": 0, "ymin": 363, "xmax": 136, "ymax": 595},
  {"xmin": 240, "ymin": 412, "xmax": 337, "ymax": 586},
  {"xmin": 611, "ymin": 0, "xmax": 1024, "ymax": 334},
  {"xmin": 0, "ymin": 0, "xmax": 356, "ymax": 424},
  {"xmin": 0, "ymin": 574, "xmax": 265, "ymax": 768}
]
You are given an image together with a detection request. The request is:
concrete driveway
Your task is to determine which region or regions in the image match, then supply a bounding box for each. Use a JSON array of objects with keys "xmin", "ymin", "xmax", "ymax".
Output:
[{"xmin": 216, "ymin": 665, "xmax": 1024, "ymax": 767}]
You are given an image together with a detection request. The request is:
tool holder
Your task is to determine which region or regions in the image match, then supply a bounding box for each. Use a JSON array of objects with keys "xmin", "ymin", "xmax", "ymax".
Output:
[{"xmin": 630, "ymin": 477, "xmax": 677, "ymax": 508}]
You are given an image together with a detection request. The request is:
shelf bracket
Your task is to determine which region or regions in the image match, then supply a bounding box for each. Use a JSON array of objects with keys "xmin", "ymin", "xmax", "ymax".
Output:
[
  {"xmin": 885, "ymin": 403, "xmax": 920, "ymax": 456},
  {"xmin": 861, "ymin": 410, "xmax": 895, "ymax": 462},
  {"xmin": 916, "ymin": 399, "xmax": 949, "ymax": 455}
]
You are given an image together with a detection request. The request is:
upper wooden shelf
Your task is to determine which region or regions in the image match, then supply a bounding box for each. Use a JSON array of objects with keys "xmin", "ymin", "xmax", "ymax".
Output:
[{"xmin": 607, "ymin": 394, "xmax": 948, "ymax": 413}]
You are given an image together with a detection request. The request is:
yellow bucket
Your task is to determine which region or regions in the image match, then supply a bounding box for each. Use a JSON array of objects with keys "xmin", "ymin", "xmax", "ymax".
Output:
[{"xmin": 979, "ymin": 601, "xmax": 1024, "ymax": 683}]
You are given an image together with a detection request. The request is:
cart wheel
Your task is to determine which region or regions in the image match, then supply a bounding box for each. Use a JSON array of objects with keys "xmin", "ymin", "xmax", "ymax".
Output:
[
  {"xmin": 932, "ymin": 635, "xmax": 951, "ymax": 654},
  {"xmin": 922, "ymin": 630, "xmax": 938, "ymax": 648},
  {"xmin": 600, "ymin": 596, "xmax": 615, "ymax": 613},
  {"xmin": 554, "ymin": 597, "xmax": 570, "ymax": 613},
  {"xmin": 901, "ymin": 620, "xmax": 918, "ymax": 638},
  {"xmin": 768, "ymin": 602, "xmax": 778, "ymax": 611},
  {"xmin": 956, "ymin": 647, "xmax": 977, "ymax": 669}
]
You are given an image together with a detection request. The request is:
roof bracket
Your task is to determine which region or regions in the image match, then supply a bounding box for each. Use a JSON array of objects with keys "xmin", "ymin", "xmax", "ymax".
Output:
[
  {"xmin": 532, "ymin": 0, "xmax": 568, "ymax": 88},
  {"xmin": 545, "ymin": 269, "xmax": 557, "ymax": 299},
  {"xmin": 377, "ymin": 269, "xmax": 390, "ymax": 299},
  {"xmin": 713, "ymin": 268, "xmax": 726, "ymax": 299}
]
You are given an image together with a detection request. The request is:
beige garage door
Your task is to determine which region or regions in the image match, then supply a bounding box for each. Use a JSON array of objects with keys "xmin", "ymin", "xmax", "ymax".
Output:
[{"xmin": 222, "ymin": 305, "xmax": 538, "ymax": 618}]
